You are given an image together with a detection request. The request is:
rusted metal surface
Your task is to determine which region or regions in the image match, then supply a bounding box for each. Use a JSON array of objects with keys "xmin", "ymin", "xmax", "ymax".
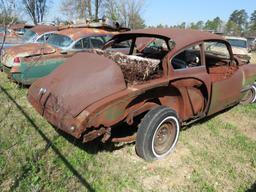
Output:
[
  {"xmin": 56, "ymin": 27, "xmax": 117, "ymax": 41},
  {"xmin": 30, "ymin": 25, "xmax": 58, "ymax": 35},
  {"xmin": 27, "ymin": 28, "xmax": 256, "ymax": 142},
  {"xmin": 9, "ymin": 23, "xmax": 34, "ymax": 30},
  {"xmin": 2, "ymin": 43, "xmax": 57, "ymax": 67}
]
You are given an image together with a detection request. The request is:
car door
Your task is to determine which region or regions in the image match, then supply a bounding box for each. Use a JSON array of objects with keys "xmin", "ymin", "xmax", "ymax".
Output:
[
  {"xmin": 204, "ymin": 41, "xmax": 243, "ymax": 115},
  {"xmin": 170, "ymin": 43, "xmax": 211, "ymax": 120}
]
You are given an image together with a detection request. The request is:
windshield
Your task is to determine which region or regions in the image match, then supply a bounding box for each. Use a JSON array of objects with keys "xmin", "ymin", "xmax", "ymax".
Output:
[
  {"xmin": 22, "ymin": 30, "xmax": 37, "ymax": 42},
  {"xmin": 47, "ymin": 33, "xmax": 73, "ymax": 48},
  {"xmin": 227, "ymin": 39, "xmax": 247, "ymax": 48}
]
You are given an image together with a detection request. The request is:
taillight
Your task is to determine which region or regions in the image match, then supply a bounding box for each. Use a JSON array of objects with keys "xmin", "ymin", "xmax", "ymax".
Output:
[
  {"xmin": 13, "ymin": 57, "xmax": 20, "ymax": 63},
  {"xmin": 10, "ymin": 66, "xmax": 20, "ymax": 73}
]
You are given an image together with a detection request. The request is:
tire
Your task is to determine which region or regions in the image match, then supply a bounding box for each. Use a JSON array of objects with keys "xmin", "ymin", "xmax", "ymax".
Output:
[
  {"xmin": 135, "ymin": 106, "xmax": 180, "ymax": 161},
  {"xmin": 240, "ymin": 85, "xmax": 256, "ymax": 104},
  {"xmin": 252, "ymin": 84, "xmax": 256, "ymax": 103}
]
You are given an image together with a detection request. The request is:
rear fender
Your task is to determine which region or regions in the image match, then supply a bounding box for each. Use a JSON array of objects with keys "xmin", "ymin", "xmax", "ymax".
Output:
[{"xmin": 170, "ymin": 78, "xmax": 209, "ymax": 121}]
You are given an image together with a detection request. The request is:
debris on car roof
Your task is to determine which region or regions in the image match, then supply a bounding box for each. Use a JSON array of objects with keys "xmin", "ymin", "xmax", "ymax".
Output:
[
  {"xmin": 30, "ymin": 25, "xmax": 59, "ymax": 35},
  {"xmin": 58, "ymin": 18, "xmax": 130, "ymax": 32}
]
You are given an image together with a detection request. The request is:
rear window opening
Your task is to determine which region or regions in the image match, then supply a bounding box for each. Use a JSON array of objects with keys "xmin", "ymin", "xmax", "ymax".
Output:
[
  {"xmin": 89, "ymin": 49, "xmax": 163, "ymax": 85},
  {"xmin": 97, "ymin": 37, "xmax": 170, "ymax": 85}
]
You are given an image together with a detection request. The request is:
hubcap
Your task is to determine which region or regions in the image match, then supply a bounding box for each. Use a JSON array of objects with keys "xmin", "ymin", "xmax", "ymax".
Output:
[
  {"xmin": 241, "ymin": 89, "xmax": 254, "ymax": 104},
  {"xmin": 153, "ymin": 120, "xmax": 177, "ymax": 156}
]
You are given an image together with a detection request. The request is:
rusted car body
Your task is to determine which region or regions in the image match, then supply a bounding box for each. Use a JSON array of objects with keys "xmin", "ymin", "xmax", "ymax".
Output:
[
  {"xmin": 9, "ymin": 23, "xmax": 34, "ymax": 36},
  {"xmin": 28, "ymin": 29, "xmax": 256, "ymax": 161},
  {"xmin": 1, "ymin": 27, "xmax": 118, "ymax": 85}
]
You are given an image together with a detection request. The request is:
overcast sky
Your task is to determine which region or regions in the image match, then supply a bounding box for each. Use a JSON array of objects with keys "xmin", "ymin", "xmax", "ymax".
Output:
[{"xmin": 47, "ymin": 0, "xmax": 256, "ymax": 26}]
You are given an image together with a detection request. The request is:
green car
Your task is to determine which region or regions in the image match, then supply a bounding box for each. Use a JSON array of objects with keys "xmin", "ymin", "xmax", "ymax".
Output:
[{"xmin": 1, "ymin": 27, "xmax": 117, "ymax": 85}]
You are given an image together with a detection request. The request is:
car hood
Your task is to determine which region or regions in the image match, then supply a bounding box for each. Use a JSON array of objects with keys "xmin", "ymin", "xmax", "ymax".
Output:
[
  {"xmin": 1, "ymin": 43, "xmax": 57, "ymax": 67},
  {"xmin": 231, "ymin": 47, "xmax": 248, "ymax": 55},
  {"xmin": 28, "ymin": 52, "xmax": 126, "ymax": 117}
]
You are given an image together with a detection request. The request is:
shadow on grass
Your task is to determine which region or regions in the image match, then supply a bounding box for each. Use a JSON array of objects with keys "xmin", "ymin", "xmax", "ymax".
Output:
[
  {"xmin": 246, "ymin": 182, "xmax": 256, "ymax": 192},
  {"xmin": 0, "ymin": 86, "xmax": 96, "ymax": 192}
]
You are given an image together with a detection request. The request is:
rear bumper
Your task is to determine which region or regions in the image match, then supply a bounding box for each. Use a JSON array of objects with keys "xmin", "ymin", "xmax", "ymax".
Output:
[{"xmin": 27, "ymin": 92, "xmax": 83, "ymax": 138}]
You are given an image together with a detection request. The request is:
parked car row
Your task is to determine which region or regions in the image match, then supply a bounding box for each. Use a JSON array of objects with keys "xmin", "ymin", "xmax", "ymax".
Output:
[{"xmin": 1, "ymin": 22, "xmax": 256, "ymax": 161}]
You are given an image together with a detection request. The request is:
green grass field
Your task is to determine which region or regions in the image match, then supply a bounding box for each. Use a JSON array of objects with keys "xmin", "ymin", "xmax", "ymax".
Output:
[{"xmin": 0, "ymin": 72, "xmax": 256, "ymax": 192}]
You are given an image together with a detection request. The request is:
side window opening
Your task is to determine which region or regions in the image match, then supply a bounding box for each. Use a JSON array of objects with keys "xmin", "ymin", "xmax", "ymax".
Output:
[
  {"xmin": 171, "ymin": 44, "xmax": 201, "ymax": 70},
  {"xmin": 37, "ymin": 33, "xmax": 51, "ymax": 43},
  {"xmin": 204, "ymin": 41, "xmax": 237, "ymax": 82},
  {"xmin": 74, "ymin": 38, "xmax": 89, "ymax": 49},
  {"xmin": 90, "ymin": 36, "xmax": 106, "ymax": 48}
]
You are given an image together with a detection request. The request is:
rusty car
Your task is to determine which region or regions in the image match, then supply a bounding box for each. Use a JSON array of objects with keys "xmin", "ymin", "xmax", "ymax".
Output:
[
  {"xmin": 225, "ymin": 36, "xmax": 251, "ymax": 63},
  {"xmin": 1, "ymin": 26, "xmax": 119, "ymax": 85},
  {"xmin": 27, "ymin": 28, "xmax": 256, "ymax": 161},
  {"xmin": 0, "ymin": 25, "xmax": 58, "ymax": 50},
  {"xmin": 9, "ymin": 23, "xmax": 34, "ymax": 36}
]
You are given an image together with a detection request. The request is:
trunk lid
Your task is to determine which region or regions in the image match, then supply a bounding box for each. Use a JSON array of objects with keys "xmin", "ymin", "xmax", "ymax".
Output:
[
  {"xmin": 2, "ymin": 43, "xmax": 57, "ymax": 67},
  {"xmin": 28, "ymin": 52, "xmax": 126, "ymax": 117}
]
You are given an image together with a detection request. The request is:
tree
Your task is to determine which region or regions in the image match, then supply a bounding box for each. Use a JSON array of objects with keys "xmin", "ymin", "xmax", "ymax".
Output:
[
  {"xmin": 0, "ymin": 0, "xmax": 20, "ymax": 52},
  {"xmin": 22, "ymin": 0, "xmax": 49, "ymax": 25},
  {"xmin": 60, "ymin": 0, "xmax": 103, "ymax": 21},
  {"xmin": 225, "ymin": 20, "xmax": 240, "ymax": 35},
  {"xmin": 189, "ymin": 21, "xmax": 204, "ymax": 30},
  {"xmin": 204, "ymin": 17, "xmax": 222, "ymax": 32},
  {"xmin": 104, "ymin": 0, "xmax": 146, "ymax": 29},
  {"xmin": 249, "ymin": 10, "xmax": 256, "ymax": 35},
  {"xmin": 228, "ymin": 9, "xmax": 248, "ymax": 33},
  {"xmin": 104, "ymin": 0, "xmax": 120, "ymax": 21}
]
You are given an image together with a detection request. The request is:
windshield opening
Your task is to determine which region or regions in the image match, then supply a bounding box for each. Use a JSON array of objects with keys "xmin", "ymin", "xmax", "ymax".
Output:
[
  {"xmin": 22, "ymin": 30, "xmax": 37, "ymax": 42},
  {"xmin": 47, "ymin": 34, "xmax": 73, "ymax": 48},
  {"xmin": 227, "ymin": 39, "xmax": 247, "ymax": 48}
]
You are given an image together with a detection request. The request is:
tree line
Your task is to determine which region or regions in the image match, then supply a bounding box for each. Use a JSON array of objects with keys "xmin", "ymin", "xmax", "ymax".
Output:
[{"xmin": 152, "ymin": 9, "xmax": 256, "ymax": 37}]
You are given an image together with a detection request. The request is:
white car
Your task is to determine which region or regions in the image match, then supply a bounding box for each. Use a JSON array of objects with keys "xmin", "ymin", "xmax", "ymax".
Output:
[{"xmin": 225, "ymin": 36, "xmax": 251, "ymax": 63}]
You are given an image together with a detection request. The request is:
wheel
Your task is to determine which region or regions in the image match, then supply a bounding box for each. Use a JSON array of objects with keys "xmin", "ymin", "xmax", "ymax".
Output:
[
  {"xmin": 240, "ymin": 85, "xmax": 256, "ymax": 104},
  {"xmin": 252, "ymin": 84, "xmax": 256, "ymax": 103},
  {"xmin": 135, "ymin": 106, "xmax": 180, "ymax": 161}
]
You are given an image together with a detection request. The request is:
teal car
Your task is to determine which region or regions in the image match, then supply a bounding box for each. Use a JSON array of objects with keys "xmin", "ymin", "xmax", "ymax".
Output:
[{"xmin": 1, "ymin": 27, "xmax": 117, "ymax": 85}]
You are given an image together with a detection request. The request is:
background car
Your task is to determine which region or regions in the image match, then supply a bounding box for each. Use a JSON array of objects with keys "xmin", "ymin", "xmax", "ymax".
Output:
[
  {"xmin": 225, "ymin": 36, "xmax": 251, "ymax": 63},
  {"xmin": 1, "ymin": 26, "xmax": 118, "ymax": 85},
  {"xmin": 28, "ymin": 28, "xmax": 256, "ymax": 161},
  {"xmin": 0, "ymin": 24, "xmax": 58, "ymax": 49}
]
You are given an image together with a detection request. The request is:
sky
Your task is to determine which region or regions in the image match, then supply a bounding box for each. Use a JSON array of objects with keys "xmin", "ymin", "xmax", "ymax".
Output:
[{"xmin": 47, "ymin": 0, "xmax": 256, "ymax": 26}]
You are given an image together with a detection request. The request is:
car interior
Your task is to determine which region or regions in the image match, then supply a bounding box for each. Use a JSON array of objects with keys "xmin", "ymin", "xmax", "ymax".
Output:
[
  {"xmin": 204, "ymin": 41, "xmax": 238, "ymax": 82},
  {"xmin": 170, "ymin": 41, "xmax": 238, "ymax": 82}
]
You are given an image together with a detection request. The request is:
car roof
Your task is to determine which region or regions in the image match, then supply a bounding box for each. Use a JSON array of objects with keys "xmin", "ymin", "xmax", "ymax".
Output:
[
  {"xmin": 54, "ymin": 27, "xmax": 118, "ymax": 41},
  {"xmin": 10, "ymin": 23, "xmax": 34, "ymax": 30},
  {"xmin": 30, "ymin": 25, "xmax": 59, "ymax": 35},
  {"xmin": 113, "ymin": 28, "xmax": 225, "ymax": 50}
]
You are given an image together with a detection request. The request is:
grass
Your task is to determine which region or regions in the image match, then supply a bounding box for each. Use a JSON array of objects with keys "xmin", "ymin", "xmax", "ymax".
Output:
[
  {"xmin": 0, "ymin": 72, "xmax": 256, "ymax": 192},
  {"xmin": 251, "ymin": 52, "xmax": 256, "ymax": 64}
]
